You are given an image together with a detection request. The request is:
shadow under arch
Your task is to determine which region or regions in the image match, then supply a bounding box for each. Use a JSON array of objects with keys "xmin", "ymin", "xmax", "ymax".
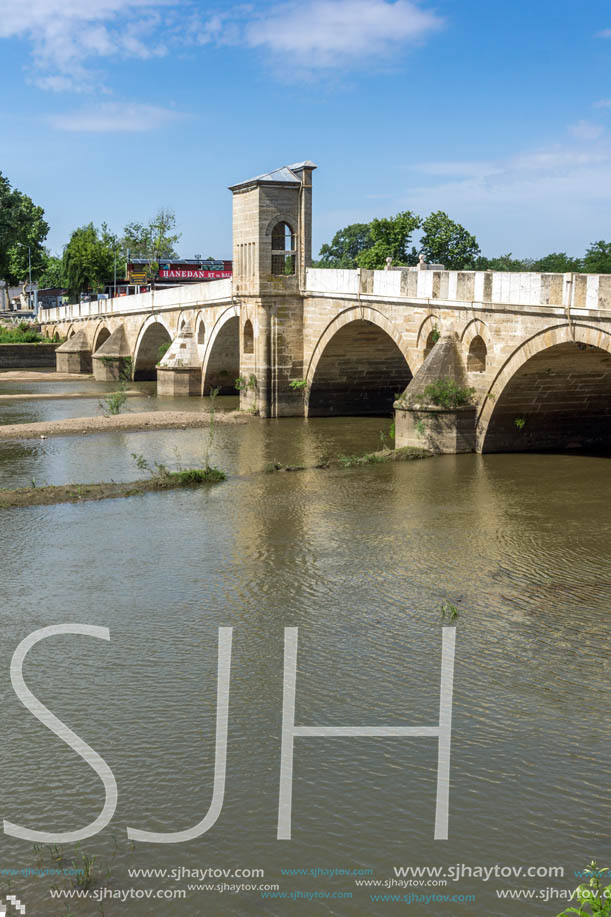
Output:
[
  {"xmin": 201, "ymin": 310, "xmax": 240, "ymax": 395},
  {"xmin": 477, "ymin": 323, "xmax": 611, "ymax": 452},
  {"xmin": 93, "ymin": 325, "xmax": 111, "ymax": 352},
  {"xmin": 305, "ymin": 307, "xmax": 412, "ymax": 416},
  {"xmin": 133, "ymin": 318, "xmax": 172, "ymax": 381}
]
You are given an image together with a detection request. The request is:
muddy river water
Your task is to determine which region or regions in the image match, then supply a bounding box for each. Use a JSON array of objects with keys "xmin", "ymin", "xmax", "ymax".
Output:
[{"xmin": 0, "ymin": 377, "xmax": 609, "ymax": 915}]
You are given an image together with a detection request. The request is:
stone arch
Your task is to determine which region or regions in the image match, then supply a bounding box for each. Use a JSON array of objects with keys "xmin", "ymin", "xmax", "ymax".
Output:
[
  {"xmin": 416, "ymin": 314, "xmax": 440, "ymax": 350},
  {"xmin": 461, "ymin": 317, "xmax": 489, "ymax": 350},
  {"xmin": 264, "ymin": 213, "xmax": 298, "ymax": 237},
  {"xmin": 132, "ymin": 315, "xmax": 172, "ymax": 381},
  {"xmin": 477, "ymin": 322, "xmax": 611, "ymax": 452},
  {"xmin": 305, "ymin": 306, "xmax": 412, "ymax": 416},
  {"xmin": 92, "ymin": 324, "xmax": 111, "ymax": 352},
  {"xmin": 66, "ymin": 324, "xmax": 76, "ymax": 339},
  {"xmin": 201, "ymin": 307, "xmax": 240, "ymax": 395},
  {"xmin": 243, "ymin": 319, "xmax": 254, "ymax": 354}
]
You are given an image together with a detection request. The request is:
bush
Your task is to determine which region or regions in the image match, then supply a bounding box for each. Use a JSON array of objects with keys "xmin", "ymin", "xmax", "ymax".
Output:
[
  {"xmin": 420, "ymin": 379, "xmax": 475, "ymax": 409},
  {"xmin": 0, "ymin": 324, "xmax": 50, "ymax": 343}
]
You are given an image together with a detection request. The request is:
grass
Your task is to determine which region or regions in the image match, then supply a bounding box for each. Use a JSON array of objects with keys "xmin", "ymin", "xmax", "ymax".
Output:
[
  {"xmin": 0, "ymin": 466, "xmax": 226, "ymax": 508},
  {"xmin": 101, "ymin": 388, "xmax": 127, "ymax": 415},
  {"xmin": 264, "ymin": 445, "xmax": 430, "ymax": 474},
  {"xmin": 168, "ymin": 467, "xmax": 225, "ymax": 484},
  {"xmin": 336, "ymin": 445, "xmax": 429, "ymax": 467},
  {"xmin": 0, "ymin": 443, "xmax": 429, "ymax": 509},
  {"xmin": 440, "ymin": 601, "xmax": 460, "ymax": 623},
  {"xmin": 0, "ymin": 323, "xmax": 54, "ymax": 344}
]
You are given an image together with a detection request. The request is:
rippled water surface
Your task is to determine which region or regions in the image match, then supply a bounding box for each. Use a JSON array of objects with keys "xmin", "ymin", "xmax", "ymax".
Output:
[{"xmin": 0, "ymin": 380, "xmax": 609, "ymax": 916}]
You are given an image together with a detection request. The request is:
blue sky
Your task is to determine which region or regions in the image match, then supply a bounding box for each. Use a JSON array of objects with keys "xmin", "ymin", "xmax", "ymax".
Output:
[{"xmin": 0, "ymin": 0, "xmax": 610, "ymax": 261}]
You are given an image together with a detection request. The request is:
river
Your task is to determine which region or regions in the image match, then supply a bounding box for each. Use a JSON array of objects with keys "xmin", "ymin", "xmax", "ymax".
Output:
[{"xmin": 0, "ymin": 378, "xmax": 609, "ymax": 915}]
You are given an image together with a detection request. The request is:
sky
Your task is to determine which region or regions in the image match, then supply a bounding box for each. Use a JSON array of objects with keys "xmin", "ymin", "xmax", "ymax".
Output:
[{"xmin": 0, "ymin": 0, "xmax": 610, "ymax": 261}]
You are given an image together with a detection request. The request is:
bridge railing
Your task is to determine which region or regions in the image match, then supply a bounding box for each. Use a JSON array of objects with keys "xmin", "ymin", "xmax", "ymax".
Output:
[
  {"xmin": 39, "ymin": 278, "xmax": 233, "ymax": 324},
  {"xmin": 306, "ymin": 267, "xmax": 611, "ymax": 311}
]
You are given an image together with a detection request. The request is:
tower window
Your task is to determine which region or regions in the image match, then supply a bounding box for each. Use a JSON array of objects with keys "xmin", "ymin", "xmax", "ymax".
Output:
[{"xmin": 271, "ymin": 222, "xmax": 296, "ymax": 275}]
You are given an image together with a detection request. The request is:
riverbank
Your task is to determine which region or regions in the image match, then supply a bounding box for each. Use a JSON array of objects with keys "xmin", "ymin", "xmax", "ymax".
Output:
[
  {"xmin": 0, "ymin": 370, "xmax": 92, "ymax": 381},
  {"xmin": 0, "ymin": 410, "xmax": 250, "ymax": 440},
  {"xmin": 0, "ymin": 389, "xmax": 144, "ymax": 401},
  {"xmin": 0, "ymin": 446, "xmax": 431, "ymax": 507},
  {"xmin": 0, "ymin": 467, "xmax": 226, "ymax": 507}
]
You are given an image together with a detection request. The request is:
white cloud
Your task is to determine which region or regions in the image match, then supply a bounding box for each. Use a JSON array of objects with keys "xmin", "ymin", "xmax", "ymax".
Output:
[
  {"xmin": 569, "ymin": 120, "xmax": 605, "ymax": 141},
  {"xmin": 245, "ymin": 0, "xmax": 443, "ymax": 68},
  {"xmin": 47, "ymin": 101, "xmax": 186, "ymax": 132},
  {"xmin": 0, "ymin": 0, "xmax": 442, "ymax": 90},
  {"xmin": 0, "ymin": 0, "xmax": 173, "ymax": 90},
  {"xmin": 595, "ymin": 28, "xmax": 611, "ymax": 38},
  {"xmin": 594, "ymin": 98, "xmax": 611, "ymax": 108},
  {"xmin": 401, "ymin": 136, "xmax": 611, "ymax": 254}
]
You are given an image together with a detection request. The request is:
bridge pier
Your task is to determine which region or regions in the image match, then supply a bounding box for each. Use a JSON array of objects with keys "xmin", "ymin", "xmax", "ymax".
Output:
[
  {"xmin": 157, "ymin": 322, "xmax": 201, "ymax": 395},
  {"xmin": 92, "ymin": 326, "xmax": 132, "ymax": 381},
  {"xmin": 55, "ymin": 329, "xmax": 92, "ymax": 373},
  {"xmin": 394, "ymin": 332, "xmax": 476, "ymax": 453}
]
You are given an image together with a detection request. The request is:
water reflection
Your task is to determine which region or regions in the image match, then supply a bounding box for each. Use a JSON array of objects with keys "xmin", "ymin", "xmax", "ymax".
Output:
[{"xmin": 0, "ymin": 389, "xmax": 609, "ymax": 916}]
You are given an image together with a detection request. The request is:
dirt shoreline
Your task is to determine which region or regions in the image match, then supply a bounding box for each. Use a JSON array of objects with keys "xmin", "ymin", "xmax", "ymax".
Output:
[
  {"xmin": 0, "ymin": 370, "xmax": 92, "ymax": 382},
  {"xmin": 0, "ymin": 472, "xmax": 225, "ymax": 508},
  {"xmin": 0, "ymin": 410, "xmax": 250, "ymax": 440},
  {"xmin": 0, "ymin": 390, "xmax": 144, "ymax": 402},
  {"xmin": 0, "ymin": 447, "xmax": 432, "ymax": 508}
]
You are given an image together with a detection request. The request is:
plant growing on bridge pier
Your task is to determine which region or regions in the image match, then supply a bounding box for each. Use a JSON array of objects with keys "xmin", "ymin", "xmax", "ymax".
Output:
[
  {"xmin": 235, "ymin": 374, "xmax": 257, "ymax": 392},
  {"xmin": 514, "ymin": 416, "xmax": 526, "ymax": 430},
  {"xmin": 289, "ymin": 378, "xmax": 308, "ymax": 392},
  {"xmin": 405, "ymin": 379, "xmax": 476, "ymax": 410}
]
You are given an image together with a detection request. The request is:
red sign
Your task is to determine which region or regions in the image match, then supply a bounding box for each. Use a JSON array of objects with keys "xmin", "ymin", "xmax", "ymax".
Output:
[{"xmin": 159, "ymin": 269, "xmax": 232, "ymax": 280}]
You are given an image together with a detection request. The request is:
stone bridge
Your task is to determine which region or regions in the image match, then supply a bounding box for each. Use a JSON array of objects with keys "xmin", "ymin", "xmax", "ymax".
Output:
[{"xmin": 40, "ymin": 160, "xmax": 611, "ymax": 453}]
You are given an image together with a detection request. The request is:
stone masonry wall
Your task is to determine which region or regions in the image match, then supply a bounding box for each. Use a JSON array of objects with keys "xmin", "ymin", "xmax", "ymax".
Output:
[{"xmin": 0, "ymin": 343, "xmax": 58, "ymax": 368}]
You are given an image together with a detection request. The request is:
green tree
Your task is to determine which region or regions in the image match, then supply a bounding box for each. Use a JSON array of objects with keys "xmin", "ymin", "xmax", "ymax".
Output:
[
  {"xmin": 0, "ymin": 171, "xmax": 49, "ymax": 284},
  {"xmin": 419, "ymin": 211, "xmax": 480, "ymax": 269},
  {"xmin": 530, "ymin": 252, "xmax": 583, "ymax": 273},
  {"xmin": 583, "ymin": 241, "xmax": 611, "ymax": 273},
  {"xmin": 122, "ymin": 208, "xmax": 181, "ymax": 282},
  {"xmin": 475, "ymin": 253, "xmax": 528, "ymax": 272},
  {"xmin": 356, "ymin": 211, "xmax": 421, "ymax": 269},
  {"xmin": 318, "ymin": 222, "xmax": 372, "ymax": 268},
  {"xmin": 37, "ymin": 253, "xmax": 65, "ymax": 289},
  {"xmin": 63, "ymin": 223, "xmax": 117, "ymax": 301}
]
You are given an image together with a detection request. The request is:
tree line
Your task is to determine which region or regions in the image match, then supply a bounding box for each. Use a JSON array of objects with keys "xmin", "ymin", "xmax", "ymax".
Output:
[
  {"xmin": 315, "ymin": 211, "xmax": 611, "ymax": 274},
  {"xmin": 2, "ymin": 170, "xmax": 611, "ymax": 304},
  {"xmin": 1, "ymin": 170, "xmax": 183, "ymax": 301}
]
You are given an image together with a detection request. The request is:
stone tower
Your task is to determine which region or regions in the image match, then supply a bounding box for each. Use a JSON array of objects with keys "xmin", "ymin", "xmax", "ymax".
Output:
[{"xmin": 228, "ymin": 161, "xmax": 316, "ymax": 415}]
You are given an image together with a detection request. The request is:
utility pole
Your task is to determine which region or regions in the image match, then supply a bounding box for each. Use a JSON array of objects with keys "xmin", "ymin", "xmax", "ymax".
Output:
[{"xmin": 28, "ymin": 246, "xmax": 32, "ymax": 311}]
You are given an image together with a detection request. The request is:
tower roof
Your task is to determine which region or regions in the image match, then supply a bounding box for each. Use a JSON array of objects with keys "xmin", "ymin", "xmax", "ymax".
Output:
[{"xmin": 229, "ymin": 161, "xmax": 316, "ymax": 191}]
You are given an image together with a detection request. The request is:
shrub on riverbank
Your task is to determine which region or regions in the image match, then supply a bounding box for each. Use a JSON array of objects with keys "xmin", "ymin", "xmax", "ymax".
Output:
[{"xmin": 0, "ymin": 323, "xmax": 53, "ymax": 344}]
